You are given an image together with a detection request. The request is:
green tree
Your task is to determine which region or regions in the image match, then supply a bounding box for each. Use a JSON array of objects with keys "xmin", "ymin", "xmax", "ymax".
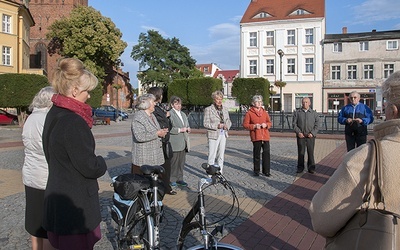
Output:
[
  {"xmin": 231, "ymin": 78, "xmax": 270, "ymax": 105},
  {"xmin": 131, "ymin": 30, "xmax": 202, "ymax": 89},
  {"xmin": 47, "ymin": 6, "xmax": 127, "ymax": 81}
]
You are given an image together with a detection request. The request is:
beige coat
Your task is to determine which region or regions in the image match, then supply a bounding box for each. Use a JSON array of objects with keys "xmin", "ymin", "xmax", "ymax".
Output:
[{"xmin": 309, "ymin": 118, "xmax": 400, "ymax": 237}]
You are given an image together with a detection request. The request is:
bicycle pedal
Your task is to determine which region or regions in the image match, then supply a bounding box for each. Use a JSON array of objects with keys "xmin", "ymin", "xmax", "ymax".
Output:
[{"xmin": 128, "ymin": 244, "xmax": 145, "ymax": 249}]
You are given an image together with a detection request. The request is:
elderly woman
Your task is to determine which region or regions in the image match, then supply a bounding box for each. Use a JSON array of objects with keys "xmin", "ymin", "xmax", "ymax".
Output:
[
  {"xmin": 203, "ymin": 90, "xmax": 232, "ymax": 174},
  {"xmin": 131, "ymin": 94, "xmax": 168, "ymax": 174},
  {"xmin": 22, "ymin": 86, "xmax": 55, "ymax": 250},
  {"xmin": 42, "ymin": 58, "xmax": 107, "ymax": 250},
  {"xmin": 169, "ymin": 96, "xmax": 190, "ymax": 187},
  {"xmin": 309, "ymin": 71, "xmax": 400, "ymax": 239},
  {"xmin": 243, "ymin": 95, "xmax": 272, "ymax": 177}
]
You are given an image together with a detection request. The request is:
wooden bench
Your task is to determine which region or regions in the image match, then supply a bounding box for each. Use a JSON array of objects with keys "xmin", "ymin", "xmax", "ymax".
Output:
[{"xmin": 93, "ymin": 117, "xmax": 111, "ymax": 125}]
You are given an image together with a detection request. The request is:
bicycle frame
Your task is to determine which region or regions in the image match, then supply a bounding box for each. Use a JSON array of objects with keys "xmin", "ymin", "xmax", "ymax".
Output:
[{"xmin": 177, "ymin": 163, "xmax": 242, "ymax": 250}]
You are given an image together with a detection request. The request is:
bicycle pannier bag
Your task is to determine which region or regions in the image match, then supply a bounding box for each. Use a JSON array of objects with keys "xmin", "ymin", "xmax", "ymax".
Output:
[
  {"xmin": 112, "ymin": 173, "xmax": 150, "ymax": 200},
  {"xmin": 325, "ymin": 139, "xmax": 400, "ymax": 250}
]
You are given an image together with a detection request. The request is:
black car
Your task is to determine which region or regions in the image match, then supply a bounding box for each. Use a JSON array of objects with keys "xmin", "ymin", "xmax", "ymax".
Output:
[{"xmin": 92, "ymin": 105, "xmax": 129, "ymax": 121}]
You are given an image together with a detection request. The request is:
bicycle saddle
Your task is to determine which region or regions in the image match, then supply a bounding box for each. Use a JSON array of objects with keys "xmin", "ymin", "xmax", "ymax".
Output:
[{"xmin": 141, "ymin": 165, "xmax": 165, "ymax": 175}]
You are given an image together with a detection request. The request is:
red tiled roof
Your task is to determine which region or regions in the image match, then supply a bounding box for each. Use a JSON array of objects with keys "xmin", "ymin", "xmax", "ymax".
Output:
[
  {"xmin": 240, "ymin": 0, "xmax": 325, "ymax": 24},
  {"xmin": 213, "ymin": 70, "xmax": 239, "ymax": 82}
]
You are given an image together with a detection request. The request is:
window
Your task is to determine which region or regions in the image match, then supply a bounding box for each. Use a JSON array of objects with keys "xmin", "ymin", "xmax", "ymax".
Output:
[
  {"xmin": 266, "ymin": 31, "xmax": 274, "ymax": 46},
  {"xmin": 287, "ymin": 58, "xmax": 295, "ymax": 74},
  {"xmin": 266, "ymin": 59, "xmax": 274, "ymax": 74},
  {"xmin": 254, "ymin": 12, "xmax": 271, "ymax": 18},
  {"xmin": 347, "ymin": 65, "xmax": 357, "ymax": 79},
  {"xmin": 359, "ymin": 41, "xmax": 369, "ymax": 51},
  {"xmin": 287, "ymin": 30, "xmax": 295, "ymax": 45},
  {"xmin": 305, "ymin": 58, "xmax": 314, "ymax": 73},
  {"xmin": 387, "ymin": 40, "xmax": 398, "ymax": 50},
  {"xmin": 384, "ymin": 64, "xmax": 394, "ymax": 78},
  {"xmin": 249, "ymin": 60, "xmax": 257, "ymax": 74},
  {"xmin": 363, "ymin": 65, "xmax": 374, "ymax": 79},
  {"xmin": 333, "ymin": 43, "xmax": 342, "ymax": 52},
  {"xmin": 204, "ymin": 66, "xmax": 209, "ymax": 73},
  {"xmin": 305, "ymin": 29, "xmax": 314, "ymax": 44},
  {"xmin": 249, "ymin": 32, "xmax": 257, "ymax": 47},
  {"xmin": 289, "ymin": 9, "xmax": 311, "ymax": 16},
  {"xmin": 331, "ymin": 66, "xmax": 341, "ymax": 80},
  {"xmin": 2, "ymin": 14, "xmax": 11, "ymax": 33},
  {"xmin": 2, "ymin": 46, "xmax": 11, "ymax": 66}
]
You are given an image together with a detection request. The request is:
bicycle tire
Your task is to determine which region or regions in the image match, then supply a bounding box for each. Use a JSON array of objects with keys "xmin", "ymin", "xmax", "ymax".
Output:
[
  {"xmin": 187, "ymin": 242, "xmax": 243, "ymax": 250},
  {"xmin": 126, "ymin": 193, "xmax": 154, "ymax": 249}
]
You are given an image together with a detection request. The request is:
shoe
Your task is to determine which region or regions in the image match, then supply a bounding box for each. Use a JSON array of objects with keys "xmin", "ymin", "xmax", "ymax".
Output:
[
  {"xmin": 264, "ymin": 173, "xmax": 271, "ymax": 177},
  {"xmin": 167, "ymin": 190, "xmax": 177, "ymax": 195},
  {"xmin": 176, "ymin": 180, "xmax": 188, "ymax": 187},
  {"xmin": 253, "ymin": 172, "xmax": 260, "ymax": 177},
  {"xmin": 308, "ymin": 169, "xmax": 315, "ymax": 174},
  {"xmin": 170, "ymin": 182, "xmax": 177, "ymax": 187},
  {"xmin": 296, "ymin": 168, "xmax": 304, "ymax": 173}
]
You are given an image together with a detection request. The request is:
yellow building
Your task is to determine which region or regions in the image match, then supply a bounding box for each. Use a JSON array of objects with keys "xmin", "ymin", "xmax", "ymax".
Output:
[{"xmin": 0, "ymin": 0, "xmax": 41, "ymax": 74}]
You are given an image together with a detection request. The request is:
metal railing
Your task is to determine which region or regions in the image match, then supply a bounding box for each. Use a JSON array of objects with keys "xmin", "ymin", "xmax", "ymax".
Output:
[{"xmin": 187, "ymin": 110, "xmax": 383, "ymax": 134}]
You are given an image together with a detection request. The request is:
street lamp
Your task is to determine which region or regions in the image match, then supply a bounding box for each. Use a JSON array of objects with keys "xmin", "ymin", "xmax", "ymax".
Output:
[{"xmin": 277, "ymin": 49, "xmax": 284, "ymax": 110}]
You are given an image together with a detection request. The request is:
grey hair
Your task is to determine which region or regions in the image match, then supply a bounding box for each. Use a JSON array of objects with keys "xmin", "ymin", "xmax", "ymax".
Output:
[
  {"xmin": 169, "ymin": 95, "xmax": 182, "ymax": 106},
  {"xmin": 29, "ymin": 86, "xmax": 55, "ymax": 111},
  {"xmin": 349, "ymin": 91, "xmax": 360, "ymax": 97},
  {"xmin": 211, "ymin": 90, "xmax": 224, "ymax": 100},
  {"xmin": 137, "ymin": 93, "xmax": 155, "ymax": 110},
  {"xmin": 252, "ymin": 95, "xmax": 263, "ymax": 105},
  {"xmin": 382, "ymin": 71, "xmax": 400, "ymax": 107}
]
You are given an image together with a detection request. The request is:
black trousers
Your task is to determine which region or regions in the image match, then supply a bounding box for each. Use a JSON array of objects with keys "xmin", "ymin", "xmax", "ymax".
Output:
[
  {"xmin": 296, "ymin": 137, "xmax": 316, "ymax": 171},
  {"xmin": 345, "ymin": 134, "xmax": 367, "ymax": 152},
  {"xmin": 252, "ymin": 140, "xmax": 270, "ymax": 174}
]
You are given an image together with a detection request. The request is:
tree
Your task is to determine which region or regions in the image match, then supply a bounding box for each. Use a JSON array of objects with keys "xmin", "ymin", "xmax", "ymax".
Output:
[
  {"xmin": 231, "ymin": 78, "xmax": 270, "ymax": 105},
  {"xmin": 131, "ymin": 30, "xmax": 203, "ymax": 89},
  {"xmin": 46, "ymin": 6, "xmax": 127, "ymax": 81}
]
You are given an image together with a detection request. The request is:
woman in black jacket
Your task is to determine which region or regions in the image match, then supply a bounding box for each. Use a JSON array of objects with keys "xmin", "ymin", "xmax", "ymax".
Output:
[{"xmin": 42, "ymin": 58, "xmax": 107, "ymax": 250}]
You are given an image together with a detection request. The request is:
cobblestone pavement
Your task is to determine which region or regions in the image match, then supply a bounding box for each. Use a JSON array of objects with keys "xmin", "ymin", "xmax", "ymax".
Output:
[{"xmin": 0, "ymin": 120, "xmax": 343, "ymax": 249}]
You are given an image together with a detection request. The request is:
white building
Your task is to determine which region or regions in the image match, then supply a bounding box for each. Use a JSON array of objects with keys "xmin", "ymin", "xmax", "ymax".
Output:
[
  {"xmin": 240, "ymin": 0, "xmax": 325, "ymax": 112},
  {"xmin": 323, "ymin": 28, "xmax": 400, "ymax": 114}
]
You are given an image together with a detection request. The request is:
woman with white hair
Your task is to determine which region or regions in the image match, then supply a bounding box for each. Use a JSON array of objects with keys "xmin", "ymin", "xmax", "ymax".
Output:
[
  {"xmin": 243, "ymin": 95, "xmax": 272, "ymax": 177},
  {"xmin": 309, "ymin": 71, "xmax": 400, "ymax": 239},
  {"xmin": 22, "ymin": 86, "xmax": 55, "ymax": 250},
  {"xmin": 131, "ymin": 93, "xmax": 168, "ymax": 174}
]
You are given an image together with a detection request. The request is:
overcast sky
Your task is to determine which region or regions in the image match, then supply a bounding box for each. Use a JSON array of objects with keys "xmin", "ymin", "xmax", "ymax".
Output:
[{"xmin": 90, "ymin": 0, "xmax": 400, "ymax": 88}]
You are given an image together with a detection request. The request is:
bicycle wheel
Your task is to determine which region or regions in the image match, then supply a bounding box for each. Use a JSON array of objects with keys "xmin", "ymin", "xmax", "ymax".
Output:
[
  {"xmin": 127, "ymin": 194, "xmax": 154, "ymax": 249},
  {"xmin": 187, "ymin": 243, "xmax": 243, "ymax": 250}
]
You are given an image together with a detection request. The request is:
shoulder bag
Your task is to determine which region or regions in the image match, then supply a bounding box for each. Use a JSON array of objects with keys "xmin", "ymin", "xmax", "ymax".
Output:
[{"xmin": 325, "ymin": 139, "xmax": 400, "ymax": 250}]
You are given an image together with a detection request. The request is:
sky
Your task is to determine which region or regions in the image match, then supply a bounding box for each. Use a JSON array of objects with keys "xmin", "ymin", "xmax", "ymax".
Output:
[{"xmin": 90, "ymin": 0, "xmax": 400, "ymax": 88}]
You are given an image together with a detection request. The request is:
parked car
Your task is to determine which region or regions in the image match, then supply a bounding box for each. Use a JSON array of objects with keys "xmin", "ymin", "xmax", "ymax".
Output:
[
  {"xmin": 0, "ymin": 109, "xmax": 18, "ymax": 125},
  {"xmin": 92, "ymin": 105, "xmax": 129, "ymax": 121}
]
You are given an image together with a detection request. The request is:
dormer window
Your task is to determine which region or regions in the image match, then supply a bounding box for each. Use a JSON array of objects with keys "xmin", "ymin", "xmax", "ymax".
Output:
[
  {"xmin": 289, "ymin": 9, "xmax": 311, "ymax": 16},
  {"xmin": 253, "ymin": 12, "xmax": 272, "ymax": 19}
]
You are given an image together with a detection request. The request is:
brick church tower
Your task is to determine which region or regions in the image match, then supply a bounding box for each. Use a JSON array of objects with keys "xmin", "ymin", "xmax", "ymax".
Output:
[{"xmin": 29, "ymin": 0, "xmax": 88, "ymax": 82}]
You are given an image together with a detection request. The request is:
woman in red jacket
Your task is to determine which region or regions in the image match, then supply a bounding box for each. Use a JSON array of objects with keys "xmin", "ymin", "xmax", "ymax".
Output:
[{"xmin": 243, "ymin": 95, "xmax": 272, "ymax": 177}]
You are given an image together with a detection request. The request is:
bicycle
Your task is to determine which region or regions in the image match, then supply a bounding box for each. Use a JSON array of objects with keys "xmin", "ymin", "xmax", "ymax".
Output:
[
  {"xmin": 177, "ymin": 163, "xmax": 243, "ymax": 250},
  {"xmin": 111, "ymin": 165, "xmax": 165, "ymax": 250}
]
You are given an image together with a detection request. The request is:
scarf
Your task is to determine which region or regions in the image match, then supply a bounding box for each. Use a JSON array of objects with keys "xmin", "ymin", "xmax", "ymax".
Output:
[
  {"xmin": 214, "ymin": 104, "xmax": 224, "ymax": 123},
  {"xmin": 51, "ymin": 94, "xmax": 93, "ymax": 128}
]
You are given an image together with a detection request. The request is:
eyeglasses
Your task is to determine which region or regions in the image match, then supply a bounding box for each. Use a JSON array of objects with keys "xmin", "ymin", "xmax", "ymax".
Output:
[{"xmin": 349, "ymin": 97, "xmax": 358, "ymax": 99}]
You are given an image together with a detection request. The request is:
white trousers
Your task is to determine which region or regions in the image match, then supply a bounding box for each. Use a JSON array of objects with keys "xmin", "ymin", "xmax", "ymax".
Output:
[{"xmin": 207, "ymin": 133, "xmax": 227, "ymax": 173}]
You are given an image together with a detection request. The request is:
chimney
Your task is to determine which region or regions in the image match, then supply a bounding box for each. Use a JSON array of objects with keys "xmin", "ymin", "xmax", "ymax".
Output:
[
  {"xmin": 342, "ymin": 27, "xmax": 347, "ymax": 34},
  {"xmin": 372, "ymin": 29, "xmax": 377, "ymax": 32}
]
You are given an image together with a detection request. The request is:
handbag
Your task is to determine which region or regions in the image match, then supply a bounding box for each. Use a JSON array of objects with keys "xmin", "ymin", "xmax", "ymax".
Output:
[
  {"xmin": 163, "ymin": 141, "xmax": 173, "ymax": 159},
  {"xmin": 325, "ymin": 139, "xmax": 400, "ymax": 250}
]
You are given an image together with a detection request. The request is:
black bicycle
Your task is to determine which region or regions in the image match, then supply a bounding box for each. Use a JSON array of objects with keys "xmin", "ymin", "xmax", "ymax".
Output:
[
  {"xmin": 177, "ymin": 163, "xmax": 242, "ymax": 250},
  {"xmin": 111, "ymin": 165, "xmax": 165, "ymax": 250}
]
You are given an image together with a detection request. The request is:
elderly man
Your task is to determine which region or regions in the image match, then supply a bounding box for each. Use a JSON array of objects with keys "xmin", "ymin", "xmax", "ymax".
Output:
[
  {"xmin": 292, "ymin": 97, "xmax": 319, "ymax": 174},
  {"xmin": 338, "ymin": 91, "xmax": 374, "ymax": 152}
]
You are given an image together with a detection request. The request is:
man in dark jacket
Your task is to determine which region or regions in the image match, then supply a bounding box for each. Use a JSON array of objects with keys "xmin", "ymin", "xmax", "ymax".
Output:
[
  {"xmin": 292, "ymin": 98, "xmax": 319, "ymax": 174},
  {"xmin": 338, "ymin": 91, "xmax": 374, "ymax": 152}
]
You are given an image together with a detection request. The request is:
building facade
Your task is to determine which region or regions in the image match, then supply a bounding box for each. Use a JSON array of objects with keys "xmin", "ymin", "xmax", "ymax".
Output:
[
  {"xmin": 323, "ymin": 29, "xmax": 400, "ymax": 114},
  {"xmin": 0, "ymin": 0, "xmax": 39, "ymax": 74},
  {"xmin": 28, "ymin": 0, "xmax": 88, "ymax": 81},
  {"xmin": 240, "ymin": 0, "xmax": 325, "ymax": 112}
]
